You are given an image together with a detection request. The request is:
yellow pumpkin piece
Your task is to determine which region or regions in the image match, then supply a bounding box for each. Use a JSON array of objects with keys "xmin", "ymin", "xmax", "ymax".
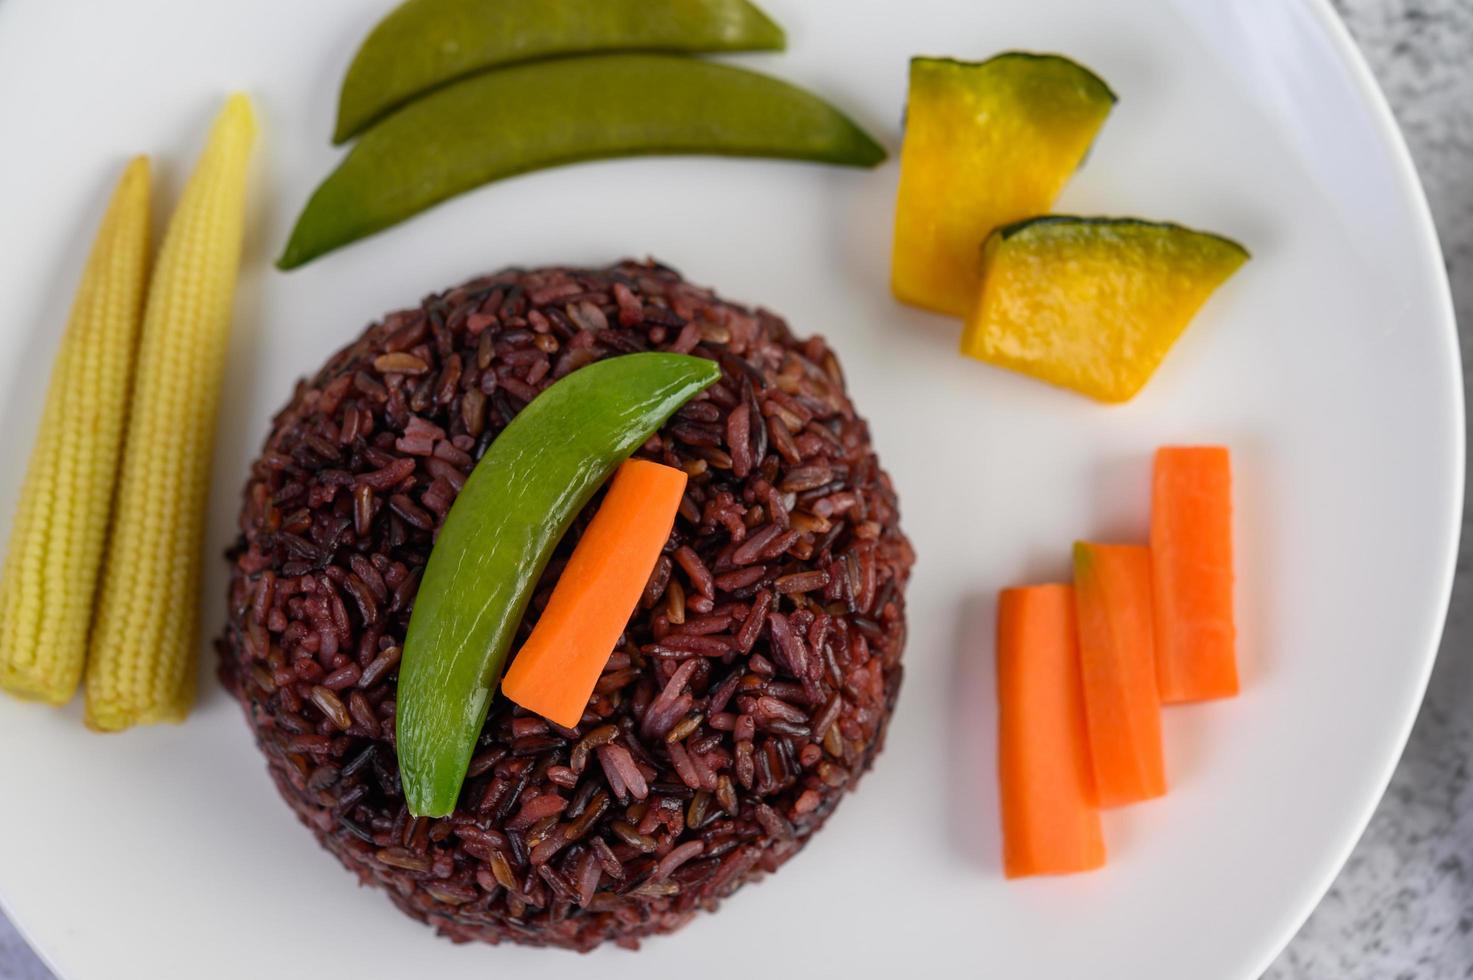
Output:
[
  {"xmin": 891, "ymin": 53, "xmax": 1116, "ymax": 317},
  {"xmin": 961, "ymin": 217, "xmax": 1249, "ymax": 402}
]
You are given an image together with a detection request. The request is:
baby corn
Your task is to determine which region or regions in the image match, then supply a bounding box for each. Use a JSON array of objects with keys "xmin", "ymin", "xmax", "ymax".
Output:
[
  {"xmin": 0, "ymin": 158, "xmax": 151, "ymax": 703},
  {"xmin": 87, "ymin": 95, "xmax": 257, "ymax": 730}
]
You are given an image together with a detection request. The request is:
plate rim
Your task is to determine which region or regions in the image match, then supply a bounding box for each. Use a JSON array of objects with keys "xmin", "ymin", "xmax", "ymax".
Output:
[{"xmin": 1237, "ymin": 0, "xmax": 1465, "ymax": 976}]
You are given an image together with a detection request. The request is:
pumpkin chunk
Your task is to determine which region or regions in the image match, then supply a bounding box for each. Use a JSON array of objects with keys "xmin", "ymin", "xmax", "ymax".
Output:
[
  {"xmin": 961, "ymin": 217, "xmax": 1248, "ymax": 402},
  {"xmin": 891, "ymin": 53, "xmax": 1116, "ymax": 317}
]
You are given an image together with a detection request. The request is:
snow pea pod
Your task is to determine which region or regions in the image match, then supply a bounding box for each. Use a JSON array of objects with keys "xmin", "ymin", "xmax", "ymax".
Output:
[
  {"xmin": 396, "ymin": 353, "xmax": 720, "ymax": 817},
  {"xmin": 280, "ymin": 54, "xmax": 886, "ymax": 269},
  {"xmin": 335, "ymin": 0, "xmax": 786, "ymax": 143}
]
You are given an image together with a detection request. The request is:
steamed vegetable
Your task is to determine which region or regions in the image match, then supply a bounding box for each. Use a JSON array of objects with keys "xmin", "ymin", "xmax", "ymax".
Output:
[
  {"xmin": 1072, "ymin": 542, "xmax": 1166, "ymax": 807},
  {"xmin": 397, "ymin": 353, "xmax": 720, "ymax": 817},
  {"xmin": 997, "ymin": 584, "xmax": 1106, "ymax": 877},
  {"xmin": 0, "ymin": 158, "xmax": 151, "ymax": 704},
  {"xmin": 502, "ymin": 459, "xmax": 688, "ymax": 728},
  {"xmin": 960, "ymin": 217, "xmax": 1248, "ymax": 402},
  {"xmin": 335, "ymin": 0, "xmax": 786, "ymax": 143},
  {"xmin": 281, "ymin": 54, "xmax": 885, "ymax": 269},
  {"xmin": 1152, "ymin": 446, "xmax": 1238, "ymax": 701},
  {"xmin": 86, "ymin": 95, "xmax": 257, "ymax": 731},
  {"xmin": 891, "ymin": 54, "xmax": 1115, "ymax": 317},
  {"xmin": 996, "ymin": 448, "xmax": 1246, "ymax": 872}
]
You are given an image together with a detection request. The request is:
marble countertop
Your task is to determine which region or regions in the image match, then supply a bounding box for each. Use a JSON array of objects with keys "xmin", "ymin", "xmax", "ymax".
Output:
[{"xmin": 1, "ymin": 1, "xmax": 1469, "ymax": 977}]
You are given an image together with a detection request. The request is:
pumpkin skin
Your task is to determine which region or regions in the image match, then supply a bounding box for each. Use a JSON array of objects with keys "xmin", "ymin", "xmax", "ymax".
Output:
[
  {"xmin": 891, "ymin": 53, "xmax": 1116, "ymax": 317},
  {"xmin": 960, "ymin": 216, "xmax": 1249, "ymax": 402}
]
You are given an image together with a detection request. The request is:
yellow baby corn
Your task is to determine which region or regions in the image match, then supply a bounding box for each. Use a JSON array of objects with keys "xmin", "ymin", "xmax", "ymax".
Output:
[
  {"xmin": 87, "ymin": 95, "xmax": 257, "ymax": 730},
  {"xmin": 0, "ymin": 158, "xmax": 151, "ymax": 703}
]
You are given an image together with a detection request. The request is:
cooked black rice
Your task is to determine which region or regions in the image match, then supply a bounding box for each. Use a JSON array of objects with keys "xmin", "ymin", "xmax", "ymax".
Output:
[{"xmin": 218, "ymin": 260, "xmax": 913, "ymax": 951}]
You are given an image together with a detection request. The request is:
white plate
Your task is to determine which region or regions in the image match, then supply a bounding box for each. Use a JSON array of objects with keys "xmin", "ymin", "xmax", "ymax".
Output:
[{"xmin": 0, "ymin": 0, "xmax": 1462, "ymax": 977}]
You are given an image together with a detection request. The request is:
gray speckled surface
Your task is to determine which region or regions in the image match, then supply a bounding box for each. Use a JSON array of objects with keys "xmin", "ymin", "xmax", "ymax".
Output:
[
  {"xmin": 0, "ymin": 927, "xmax": 45, "ymax": 980},
  {"xmin": 0, "ymin": 2, "xmax": 1469, "ymax": 978}
]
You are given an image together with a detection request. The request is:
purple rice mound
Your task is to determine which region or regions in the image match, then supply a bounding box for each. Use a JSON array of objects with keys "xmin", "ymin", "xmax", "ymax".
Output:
[{"xmin": 219, "ymin": 260, "xmax": 913, "ymax": 951}]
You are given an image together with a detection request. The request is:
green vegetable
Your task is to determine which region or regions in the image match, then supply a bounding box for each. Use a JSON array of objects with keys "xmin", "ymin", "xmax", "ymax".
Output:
[
  {"xmin": 396, "ymin": 352, "xmax": 721, "ymax": 817},
  {"xmin": 334, "ymin": 0, "xmax": 786, "ymax": 143},
  {"xmin": 281, "ymin": 54, "xmax": 885, "ymax": 269}
]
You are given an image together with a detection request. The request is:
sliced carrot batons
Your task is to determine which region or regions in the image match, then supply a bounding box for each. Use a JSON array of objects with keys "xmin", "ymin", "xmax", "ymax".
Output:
[
  {"xmin": 1151, "ymin": 446, "xmax": 1238, "ymax": 702},
  {"xmin": 501, "ymin": 459, "xmax": 688, "ymax": 728},
  {"xmin": 1073, "ymin": 542, "xmax": 1166, "ymax": 807},
  {"xmin": 997, "ymin": 584, "xmax": 1106, "ymax": 877}
]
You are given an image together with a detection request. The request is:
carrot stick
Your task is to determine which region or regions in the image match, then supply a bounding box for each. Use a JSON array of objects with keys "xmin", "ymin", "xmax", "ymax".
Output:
[
  {"xmin": 997, "ymin": 584, "xmax": 1106, "ymax": 877},
  {"xmin": 501, "ymin": 459, "xmax": 688, "ymax": 727},
  {"xmin": 1073, "ymin": 542, "xmax": 1166, "ymax": 807},
  {"xmin": 1151, "ymin": 446, "xmax": 1238, "ymax": 702}
]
